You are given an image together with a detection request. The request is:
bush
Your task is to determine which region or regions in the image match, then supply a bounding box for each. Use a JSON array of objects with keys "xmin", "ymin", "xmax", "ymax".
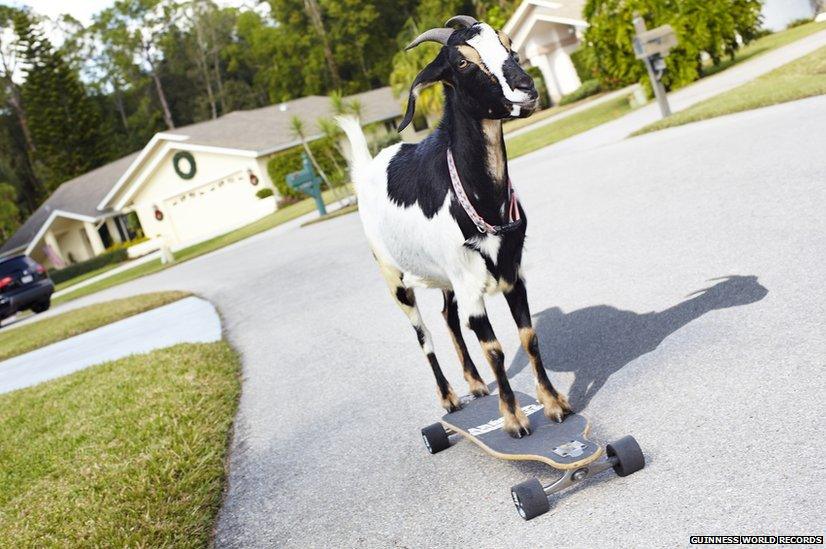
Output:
[
  {"xmin": 580, "ymin": 0, "xmax": 763, "ymax": 91},
  {"xmin": 525, "ymin": 66, "xmax": 551, "ymax": 109},
  {"xmin": 559, "ymin": 79, "xmax": 602, "ymax": 105},
  {"xmin": 786, "ymin": 18, "xmax": 813, "ymax": 29},
  {"xmin": 49, "ymin": 248, "xmax": 128, "ymax": 285},
  {"xmin": 277, "ymin": 195, "xmax": 303, "ymax": 208},
  {"xmin": 255, "ymin": 188, "xmax": 274, "ymax": 199},
  {"xmin": 104, "ymin": 236, "xmax": 148, "ymax": 253},
  {"xmin": 368, "ymin": 131, "xmax": 402, "ymax": 156},
  {"xmin": 570, "ymin": 48, "xmax": 595, "ymax": 83},
  {"xmin": 266, "ymin": 137, "xmax": 346, "ymax": 199}
]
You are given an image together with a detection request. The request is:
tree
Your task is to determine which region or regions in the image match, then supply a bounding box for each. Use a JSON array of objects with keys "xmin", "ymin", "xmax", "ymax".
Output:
[
  {"xmin": 303, "ymin": 0, "xmax": 342, "ymax": 90},
  {"xmin": 0, "ymin": 182, "xmax": 20, "ymax": 242},
  {"xmin": 94, "ymin": 0, "xmax": 177, "ymax": 129},
  {"xmin": 579, "ymin": 0, "xmax": 763, "ymax": 92},
  {"xmin": 0, "ymin": 6, "xmax": 44, "ymax": 211},
  {"xmin": 289, "ymin": 115, "xmax": 333, "ymax": 192},
  {"xmin": 14, "ymin": 11, "xmax": 112, "ymax": 189}
]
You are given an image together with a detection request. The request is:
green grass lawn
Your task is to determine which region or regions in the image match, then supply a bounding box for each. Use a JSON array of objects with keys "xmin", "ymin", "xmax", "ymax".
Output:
[
  {"xmin": 0, "ymin": 291, "xmax": 190, "ymax": 360},
  {"xmin": 700, "ymin": 20, "xmax": 826, "ymax": 79},
  {"xmin": 301, "ymin": 202, "xmax": 359, "ymax": 227},
  {"xmin": 506, "ymin": 94, "xmax": 634, "ymax": 158},
  {"xmin": 54, "ymin": 187, "xmax": 351, "ymax": 305},
  {"xmin": 0, "ymin": 341, "xmax": 240, "ymax": 547},
  {"xmin": 635, "ymin": 45, "xmax": 826, "ymax": 135}
]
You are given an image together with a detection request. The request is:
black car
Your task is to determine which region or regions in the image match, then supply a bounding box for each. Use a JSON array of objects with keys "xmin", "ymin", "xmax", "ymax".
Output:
[{"xmin": 0, "ymin": 255, "xmax": 54, "ymax": 326}]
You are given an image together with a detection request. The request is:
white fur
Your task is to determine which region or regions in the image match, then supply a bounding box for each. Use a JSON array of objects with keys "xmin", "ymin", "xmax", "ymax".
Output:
[
  {"xmin": 337, "ymin": 116, "xmax": 505, "ymax": 323},
  {"xmin": 467, "ymin": 24, "xmax": 530, "ymax": 104}
]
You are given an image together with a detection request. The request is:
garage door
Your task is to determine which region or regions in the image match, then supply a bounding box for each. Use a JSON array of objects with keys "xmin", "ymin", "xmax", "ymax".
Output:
[{"xmin": 164, "ymin": 171, "xmax": 256, "ymax": 245}]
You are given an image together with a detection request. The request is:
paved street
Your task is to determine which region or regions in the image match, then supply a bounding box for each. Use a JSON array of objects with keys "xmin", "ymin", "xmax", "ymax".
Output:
[{"xmin": 11, "ymin": 95, "xmax": 826, "ymax": 546}]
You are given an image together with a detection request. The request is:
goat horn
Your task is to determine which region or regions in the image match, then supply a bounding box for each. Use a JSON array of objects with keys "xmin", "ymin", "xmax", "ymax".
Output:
[
  {"xmin": 445, "ymin": 15, "xmax": 478, "ymax": 28},
  {"xmin": 405, "ymin": 27, "xmax": 454, "ymax": 50}
]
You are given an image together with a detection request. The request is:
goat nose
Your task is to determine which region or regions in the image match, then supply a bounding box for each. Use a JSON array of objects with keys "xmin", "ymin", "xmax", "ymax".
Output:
[{"xmin": 513, "ymin": 73, "xmax": 534, "ymax": 93}]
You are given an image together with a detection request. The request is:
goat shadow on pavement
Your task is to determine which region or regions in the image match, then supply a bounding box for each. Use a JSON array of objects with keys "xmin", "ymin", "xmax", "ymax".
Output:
[{"xmin": 506, "ymin": 275, "xmax": 768, "ymax": 410}]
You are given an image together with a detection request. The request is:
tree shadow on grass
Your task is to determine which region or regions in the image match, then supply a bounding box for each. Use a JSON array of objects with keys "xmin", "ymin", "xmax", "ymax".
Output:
[{"xmin": 507, "ymin": 275, "xmax": 768, "ymax": 410}]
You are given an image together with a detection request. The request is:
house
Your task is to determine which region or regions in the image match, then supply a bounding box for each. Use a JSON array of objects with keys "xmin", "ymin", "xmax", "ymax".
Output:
[
  {"xmin": 503, "ymin": 0, "xmax": 587, "ymax": 104},
  {"xmin": 1, "ymin": 87, "xmax": 403, "ymax": 269},
  {"xmin": 761, "ymin": 0, "xmax": 821, "ymax": 30}
]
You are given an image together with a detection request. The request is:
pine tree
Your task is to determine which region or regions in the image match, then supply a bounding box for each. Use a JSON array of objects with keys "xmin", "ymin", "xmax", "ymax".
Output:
[{"xmin": 14, "ymin": 11, "xmax": 112, "ymax": 190}]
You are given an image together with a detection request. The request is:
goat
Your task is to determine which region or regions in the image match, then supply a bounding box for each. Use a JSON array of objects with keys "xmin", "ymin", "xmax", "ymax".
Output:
[{"xmin": 338, "ymin": 15, "xmax": 571, "ymax": 438}]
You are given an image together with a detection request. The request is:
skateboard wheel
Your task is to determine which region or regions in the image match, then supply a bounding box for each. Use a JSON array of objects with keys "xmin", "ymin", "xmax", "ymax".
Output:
[
  {"xmin": 510, "ymin": 478, "xmax": 550, "ymax": 520},
  {"xmin": 421, "ymin": 423, "xmax": 450, "ymax": 454},
  {"xmin": 607, "ymin": 435, "xmax": 645, "ymax": 477}
]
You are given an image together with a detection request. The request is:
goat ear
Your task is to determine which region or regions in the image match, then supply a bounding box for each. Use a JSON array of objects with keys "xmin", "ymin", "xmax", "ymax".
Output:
[{"xmin": 398, "ymin": 49, "xmax": 449, "ymax": 132}]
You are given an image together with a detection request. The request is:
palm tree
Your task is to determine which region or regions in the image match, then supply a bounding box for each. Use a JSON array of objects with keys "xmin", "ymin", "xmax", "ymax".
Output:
[
  {"xmin": 389, "ymin": 24, "xmax": 443, "ymax": 129},
  {"xmin": 289, "ymin": 115, "xmax": 349, "ymax": 208}
]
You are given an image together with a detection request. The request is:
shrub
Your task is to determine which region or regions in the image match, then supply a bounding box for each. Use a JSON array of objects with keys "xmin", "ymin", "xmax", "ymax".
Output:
[
  {"xmin": 559, "ymin": 79, "xmax": 602, "ymax": 105},
  {"xmin": 525, "ymin": 66, "xmax": 551, "ymax": 109},
  {"xmin": 49, "ymin": 248, "xmax": 128, "ymax": 285},
  {"xmin": 104, "ymin": 236, "xmax": 148, "ymax": 253},
  {"xmin": 255, "ymin": 188, "xmax": 274, "ymax": 199},
  {"xmin": 266, "ymin": 137, "xmax": 346, "ymax": 199},
  {"xmin": 570, "ymin": 48, "xmax": 595, "ymax": 83},
  {"xmin": 786, "ymin": 18, "xmax": 813, "ymax": 29},
  {"xmin": 277, "ymin": 195, "xmax": 303, "ymax": 208},
  {"xmin": 368, "ymin": 131, "xmax": 402, "ymax": 156},
  {"xmin": 580, "ymin": 0, "xmax": 763, "ymax": 91}
]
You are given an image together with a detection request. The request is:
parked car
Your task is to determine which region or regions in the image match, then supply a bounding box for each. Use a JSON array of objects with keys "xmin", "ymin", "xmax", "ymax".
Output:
[{"xmin": 0, "ymin": 255, "xmax": 54, "ymax": 327}]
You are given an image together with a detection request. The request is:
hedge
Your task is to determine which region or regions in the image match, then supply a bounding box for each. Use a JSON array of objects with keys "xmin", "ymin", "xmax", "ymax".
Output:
[
  {"xmin": 559, "ymin": 79, "xmax": 602, "ymax": 106},
  {"xmin": 570, "ymin": 48, "xmax": 595, "ymax": 83},
  {"xmin": 526, "ymin": 66, "xmax": 551, "ymax": 109},
  {"xmin": 255, "ymin": 188, "xmax": 274, "ymax": 199},
  {"xmin": 266, "ymin": 137, "xmax": 346, "ymax": 200},
  {"xmin": 49, "ymin": 248, "xmax": 129, "ymax": 285}
]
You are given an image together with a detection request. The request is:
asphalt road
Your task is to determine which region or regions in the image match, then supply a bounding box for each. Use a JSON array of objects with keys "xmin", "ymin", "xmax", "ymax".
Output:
[{"xmin": 16, "ymin": 96, "xmax": 826, "ymax": 547}]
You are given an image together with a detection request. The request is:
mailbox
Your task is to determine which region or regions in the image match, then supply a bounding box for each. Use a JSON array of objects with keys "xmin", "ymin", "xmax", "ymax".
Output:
[
  {"xmin": 286, "ymin": 153, "xmax": 327, "ymax": 216},
  {"xmin": 632, "ymin": 15, "xmax": 677, "ymax": 118},
  {"xmin": 633, "ymin": 24, "xmax": 677, "ymax": 60}
]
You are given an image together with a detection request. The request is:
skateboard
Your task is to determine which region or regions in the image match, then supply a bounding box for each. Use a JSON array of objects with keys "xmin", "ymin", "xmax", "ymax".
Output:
[{"xmin": 420, "ymin": 391, "xmax": 644, "ymax": 520}]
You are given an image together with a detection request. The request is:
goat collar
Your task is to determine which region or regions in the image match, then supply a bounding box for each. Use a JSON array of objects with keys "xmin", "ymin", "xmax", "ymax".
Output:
[{"xmin": 446, "ymin": 147, "xmax": 522, "ymax": 236}]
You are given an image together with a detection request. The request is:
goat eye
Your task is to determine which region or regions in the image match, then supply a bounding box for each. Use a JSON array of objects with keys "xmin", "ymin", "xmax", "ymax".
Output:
[{"xmin": 457, "ymin": 59, "xmax": 469, "ymax": 70}]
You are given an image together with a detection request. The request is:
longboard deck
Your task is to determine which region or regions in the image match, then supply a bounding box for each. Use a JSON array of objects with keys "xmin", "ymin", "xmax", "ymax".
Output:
[{"xmin": 440, "ymin": 391, "xmax": 602, "ymax": 470}]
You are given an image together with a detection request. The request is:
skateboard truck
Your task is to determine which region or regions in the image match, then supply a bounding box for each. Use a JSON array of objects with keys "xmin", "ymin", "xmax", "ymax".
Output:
[
  {"xmin": 510, "ymin": 435, "xmax": 644, "ymax": 520},
  {"xmin": 420, "ymin": 392, "xmax": 645, "ymax": 521}
]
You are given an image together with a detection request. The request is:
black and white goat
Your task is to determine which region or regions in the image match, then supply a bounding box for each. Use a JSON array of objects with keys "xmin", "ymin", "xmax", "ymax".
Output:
[{"xmin": 338, "ymin": 15, "xmax": 571, "ymax": 438}]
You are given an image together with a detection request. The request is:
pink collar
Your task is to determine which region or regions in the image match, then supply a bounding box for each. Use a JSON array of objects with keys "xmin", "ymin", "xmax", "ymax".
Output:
[{"xmin": 446, "ymin": 148, "xmax": 522, "ymax": 236}]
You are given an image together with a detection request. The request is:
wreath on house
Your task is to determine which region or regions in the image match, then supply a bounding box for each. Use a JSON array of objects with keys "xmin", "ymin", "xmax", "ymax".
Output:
[{"xmin": 173, "ymin": 151, "xmax": 197, "ymax": 180}]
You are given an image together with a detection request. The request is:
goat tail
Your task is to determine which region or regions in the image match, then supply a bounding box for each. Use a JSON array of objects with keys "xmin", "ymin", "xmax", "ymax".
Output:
[{"xmin": 335, "ymin": 115, "xmax": 372, "ymax": 180}]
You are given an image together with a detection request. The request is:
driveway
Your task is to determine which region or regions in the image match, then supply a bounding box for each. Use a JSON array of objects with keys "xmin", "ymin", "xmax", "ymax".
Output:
[{"xmin": 19, "ymin": 95, "xmax": 826, "ymax": 546}]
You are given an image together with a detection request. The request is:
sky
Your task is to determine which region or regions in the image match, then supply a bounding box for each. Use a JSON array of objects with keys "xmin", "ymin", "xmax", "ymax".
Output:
[{"xmin": 10, "ymin": 0, "xmax": 267, "ymax": 26}]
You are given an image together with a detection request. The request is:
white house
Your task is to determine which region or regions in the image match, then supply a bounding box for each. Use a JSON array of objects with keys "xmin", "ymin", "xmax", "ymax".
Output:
[
  {"xmin": 503, "ymin": 0, "xmax": 587, "ymax": 104},
  {"xmin": 1, "ymin": 87, "xmax": 403, "ymax": 268},
  {"xmin": 761, "ymin": 0, "xmax": 822, "ymax": 31}
]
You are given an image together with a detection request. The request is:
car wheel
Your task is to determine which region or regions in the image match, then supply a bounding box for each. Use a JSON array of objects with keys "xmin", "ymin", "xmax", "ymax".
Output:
[{"xmin": 31, "ymin": 299, "xmax": 51, "ymax": 314}]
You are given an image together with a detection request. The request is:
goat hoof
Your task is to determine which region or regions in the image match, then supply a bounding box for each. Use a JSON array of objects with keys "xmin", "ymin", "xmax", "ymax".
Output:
[
  {"xmin": 538, "ymin": 390, "xmax": 572, "ymax": 424},
  {"xmin": 468, "ymin": 378, "xmax": 490, "ymax": 398},
  {"xmin": 506, "ymin": 424, "xmax": 531, "ymax": 438},
  {"xmin": 503, "ymin": 407, "xmax": 532, "ymax": 438},
  {"xmin": 441, "ymin": 389, "xmax": 462, "ymax": 413}
]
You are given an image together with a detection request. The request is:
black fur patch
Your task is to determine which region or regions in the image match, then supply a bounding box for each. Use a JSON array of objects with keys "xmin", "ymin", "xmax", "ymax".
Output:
[
  {"xmin": 468, "ymin": 314, "xmax": 494, "ymax": 342},
  {"xmin": 414, "ymin": 326, "xmax": 426, "ymax": 347},
  {"xmin": 395, "ymin": 286, "xmax": 415, "ymax": 307},
  {"xmin": 426, "ymin": 352, "xmax": 451, "ymax": 397}
]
